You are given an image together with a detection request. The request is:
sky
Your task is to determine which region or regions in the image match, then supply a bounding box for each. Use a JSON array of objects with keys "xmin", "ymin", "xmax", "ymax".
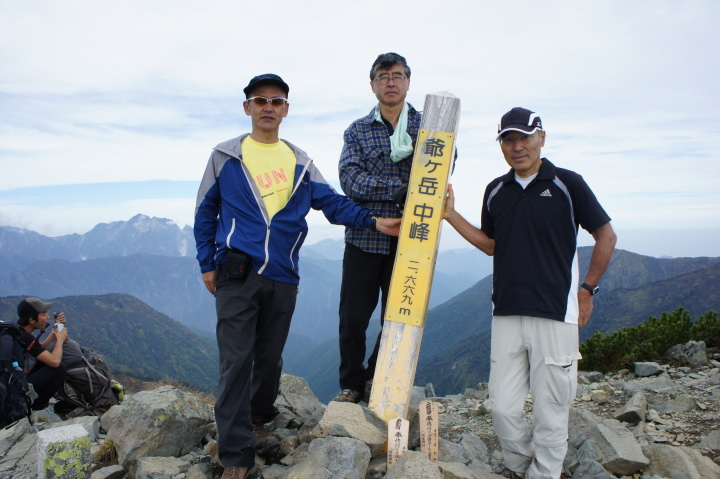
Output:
[{"xmin": 1, "ymin": 1, "xmax": 719, "ymax": 258}]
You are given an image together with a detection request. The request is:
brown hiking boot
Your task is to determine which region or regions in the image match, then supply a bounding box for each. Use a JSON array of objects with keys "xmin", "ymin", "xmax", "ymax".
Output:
[
  {"xmin": 332, "ymin": 389, "xmax": 362, "ymax": 403},
  {"xmin": 252, "ymin": 422, "xmax": 279, "ymax": 452},
  {"xmin": 221, "ymin": 465, "xmax": 257, "ymax": 479}
]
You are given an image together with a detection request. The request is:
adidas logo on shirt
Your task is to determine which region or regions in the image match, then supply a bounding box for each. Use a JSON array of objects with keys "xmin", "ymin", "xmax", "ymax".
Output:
[{"xmin": 540, "ymin": 189, "xmax": 552, "ymax": 197}]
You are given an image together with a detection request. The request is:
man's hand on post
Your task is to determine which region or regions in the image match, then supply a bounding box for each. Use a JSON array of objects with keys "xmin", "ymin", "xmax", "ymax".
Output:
[
  {"xmin": 202, "ymin": 270, "xmax": 217, "ymax": 295},
  {"xmin": 376, "ymin": 217, "xmax": 401, "ymax": 236},
  {"xmin": 444, "ymin": 184, "xmax": 458, "ymax": 221}
]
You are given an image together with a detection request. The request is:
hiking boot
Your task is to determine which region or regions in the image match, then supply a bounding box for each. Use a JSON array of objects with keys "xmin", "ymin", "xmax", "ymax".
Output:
[
  {"xmin": 363, "ymin": 379, "xmax": 373, "ymax": 403},
  {"xmin": 221, "ymin": 465, "xmax": 257, "ymax": 479},
  {"xmin": 332, "ymin": 389, "xmax": 362, "ymax": 403},
  {"xmin": 252, "ymin": 422, "xmax": 279, "ymax": 452}
]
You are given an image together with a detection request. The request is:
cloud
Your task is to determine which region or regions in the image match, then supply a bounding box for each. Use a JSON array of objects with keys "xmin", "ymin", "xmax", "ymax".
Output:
[{"xmin": 0, "ymin": 0, "xmax": 719, "ymax": 255}]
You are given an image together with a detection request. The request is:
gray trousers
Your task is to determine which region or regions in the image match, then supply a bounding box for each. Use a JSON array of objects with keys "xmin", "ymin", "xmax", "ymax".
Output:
[
  {"xmin": 214, "ymin": 265, "xmax": 298, "ymax": 468},
  {"xmin": 489, "ymin": 315, "xmax": 581, "ymax": 479}
]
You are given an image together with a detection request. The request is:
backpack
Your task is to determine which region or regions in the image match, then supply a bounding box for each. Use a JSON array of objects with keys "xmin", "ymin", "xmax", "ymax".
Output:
[
  {"xmin": 53, "ymin": 340, "xmax": 120, "ymax": 419},
  {"xmin": 0, "ymin": 321, "xmax": 32, "ymax": 428}
]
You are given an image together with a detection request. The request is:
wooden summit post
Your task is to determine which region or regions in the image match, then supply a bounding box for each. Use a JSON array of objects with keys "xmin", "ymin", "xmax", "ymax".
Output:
[{"xmin": 368, "ymin": 92, "xmax": 460, "ymax": 423}]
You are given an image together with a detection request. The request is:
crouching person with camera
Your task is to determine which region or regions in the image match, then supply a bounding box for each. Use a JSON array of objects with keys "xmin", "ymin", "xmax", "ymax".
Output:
[{"xmin": 16, "ymin": 297, "xmax": 68, "ymax": 410}]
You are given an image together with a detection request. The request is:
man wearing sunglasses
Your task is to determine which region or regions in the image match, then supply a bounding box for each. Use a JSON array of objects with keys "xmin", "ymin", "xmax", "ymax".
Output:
[
  {"xmin": 444, "ymin": 107, "xmax": 617, "ymax": 479},
  {"xmin": 333, "ymin": 52, "xmax": 419, "ymax": 405},
  {"xmin": 194, "ymin": 73, "xmax": 400, "ymax": 479}
]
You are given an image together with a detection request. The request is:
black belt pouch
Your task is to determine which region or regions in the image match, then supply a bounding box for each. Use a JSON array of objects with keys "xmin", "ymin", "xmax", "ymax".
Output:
[{"xmin": 226, "ymin": 249, "xmax": 250, "ymax": 279}]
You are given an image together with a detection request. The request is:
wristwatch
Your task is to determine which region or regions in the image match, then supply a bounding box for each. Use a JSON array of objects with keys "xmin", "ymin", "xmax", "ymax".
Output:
[
  {"xmin": 369, "ymin": 216, "xmax": 378, "ymax": 232},
  {"xmin": 581, "ymin": 282, "xmax": 600, "ymax": 295}
]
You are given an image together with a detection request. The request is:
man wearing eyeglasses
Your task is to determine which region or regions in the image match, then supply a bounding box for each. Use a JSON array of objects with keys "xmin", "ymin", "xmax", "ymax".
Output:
[
  {"xmin": 333, "ymin": 52, "xmax": 418, "ymax": 404},
  {"xmin": 444, "ymin": 107, "xmax": 617, "ymax": 479},
  {"xmin": 194, "ymin": 73, "xmax": 400, "ymax": 479}
]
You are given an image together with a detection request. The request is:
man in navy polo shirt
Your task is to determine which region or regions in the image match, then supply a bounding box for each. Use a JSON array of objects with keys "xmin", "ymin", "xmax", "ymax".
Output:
[{"xmin": 444, "ymin": 107, "xmax": 616, "ymax": 479}]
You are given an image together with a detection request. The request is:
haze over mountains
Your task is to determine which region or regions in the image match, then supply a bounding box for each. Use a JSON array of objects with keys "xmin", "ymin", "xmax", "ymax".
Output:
[{"xmin": 1, "ymin": 214, "xmax": 717, "ymax": 400}]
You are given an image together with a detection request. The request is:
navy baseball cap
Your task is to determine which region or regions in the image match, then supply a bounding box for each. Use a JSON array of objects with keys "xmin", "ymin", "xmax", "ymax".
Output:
[
  {"xmin": 497, "ymin": 107, "xmax": 543, "ymax": 140},
  {"xmin": 243, "ymin": 73, "xmax": 289, "ymax": 97}
]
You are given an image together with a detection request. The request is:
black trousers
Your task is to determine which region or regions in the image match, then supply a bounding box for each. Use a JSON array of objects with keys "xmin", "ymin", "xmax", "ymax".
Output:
[
  {"xmin": 27, "ymin": 362, "xmax": 67, "ymax": 410},
  {"xmin": 338, "ymin": 240, "xmax": 397, "ymax": 391},
  {"xmin": 214, "ymin": 264, "xmax": 297, "ymax": 469}
]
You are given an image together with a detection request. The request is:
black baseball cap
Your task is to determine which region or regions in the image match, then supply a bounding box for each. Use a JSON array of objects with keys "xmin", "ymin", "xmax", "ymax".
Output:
[
  {"xmin": 243, "ymin": 73, "xmax": 289, "ymax": 97},
  {"xmin": 497, "ymin": 107, "xmax": 543, "ymax": 140},
  {"xmin": 17, "ymin": 297, "xmax": 53, "ymax": 326}
]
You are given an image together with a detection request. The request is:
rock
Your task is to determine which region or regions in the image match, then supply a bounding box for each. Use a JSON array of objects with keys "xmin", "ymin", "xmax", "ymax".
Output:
[
  {"xmin": 665, "ymin": 341, "xmax": 708, "ymax": 368},
  {"xmin": 568, "ymin": 408, "xmax": 602, "ymax": 449},
  {"xmin": 634, "ymin": 362, "xmax": 664, "ymax": 377},
  {"xmin": 571, "ymin": 459, "xmax": 616, "ymax": 478},
  {"xmin": 91, "ymin": 464, "xmax": 125, "ymax": 479},
  {"xmin": 0, "ymin": 420, "xmax": 29, "ymax": 457},
  {"xmin": 135, "ymin": 456, "xmax": 190, "ymax": 479},
  {"xmin": 439, "ymin": 437, "xmax": 467, "ymax": 463},
  {"xmin": 579, "ymin": 371, "xmax": 605, "ymax": 383},
  {"xmin": 693, "ymin": 429, "xmax": 720, "ymax": 451},
  {"xmin": 577, "ymin": 422, "xmax": 649, "ymax": 475},
  {"xmin": 310, "ymin": 401, "xmax": 387, "ymax": 456},
  {"xmin": 186, "ymin": 462, "xmax": 213, "ymax": 479},
  {"xmin": 591, "ymin": 390, "xmax": 608, "ymax": 404},
  {"xmin": 464, "ymin": 388, "xmax": 488, "ymax": 401},
  {"xmin": 622, "ymin": 376, "xmax": 678, "ymax": 396},
  {"xmin": 99, "ymin": 405, "xmax": 123, "ymax": 432},
  {"xmin": 46, "ymin": 415, "xmax": 100, "ymax": 442},
  {"xmin": 384, "ymin": 450, "xmax": 443, "ymax": 479},
  {"xmin": 275, "ymin": 374, "xmax": 326, "ymax": 428},
  {"xmin": 37, "ymin": 424, "xmax": 92, "ymax": 479},
  {"xmin": 287, "ymin": 436, "xmax": 370, "ymax": 479},
  {"xmin": 650, "ymin": 393, "xmax": 697, "ymax": 413},
  {"xmin": 425, "ymin": 383, "xmax": 437, "ymax": 398},
  {"xmin": 641, "ymin": 443, "xmax": 719, "ymax": 479},
  {"xmin": 436, "ymin": 460, "xmax": 484, "ymax": 478},
  {"xmin": 614, "ymin": 392, "xmax": 647, "ymax": 424},
  {"xmin": 681, "ymin": 447, "xmax": 720, "ymax": 478},
  {"xmin": 106, "ymin": 386, "xmax": 214, "ymax": 476},
  {"xmin": 459, "ymin": 432, "xmax": 489, "ymax": 464}
]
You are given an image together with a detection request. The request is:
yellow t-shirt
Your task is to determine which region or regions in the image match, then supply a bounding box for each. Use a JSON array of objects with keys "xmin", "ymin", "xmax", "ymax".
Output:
[{"xmin": 241, "ymin": 137, "xmax": 296, "ymax": 220}]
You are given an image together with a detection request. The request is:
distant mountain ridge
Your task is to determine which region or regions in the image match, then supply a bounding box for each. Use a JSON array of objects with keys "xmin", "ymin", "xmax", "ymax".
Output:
[
  {"xmin": 2, "ymin": 215, "xmax": 718, "ymax": 400},
  {"xmin": 0, "ymin": 216, "xmax": 490, "ymax": 343},
  {"xmin": 292, "ymin": 248, "xmax": 720, "ymax": 400},
  {"xmin": 413, "ymin": 252, "xmax": 720, "ymax": 396}
]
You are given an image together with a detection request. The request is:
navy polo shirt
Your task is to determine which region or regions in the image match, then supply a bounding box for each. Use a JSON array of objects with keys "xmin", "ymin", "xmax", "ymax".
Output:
[{"xmin": 481, "ymin": 158, "xmax": 611, "ymax": 323}]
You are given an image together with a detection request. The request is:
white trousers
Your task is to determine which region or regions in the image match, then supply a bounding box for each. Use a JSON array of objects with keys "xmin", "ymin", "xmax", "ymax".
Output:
[{"xmin": 488, "ymin": 315, "xmax": 581, "ymax": 479}]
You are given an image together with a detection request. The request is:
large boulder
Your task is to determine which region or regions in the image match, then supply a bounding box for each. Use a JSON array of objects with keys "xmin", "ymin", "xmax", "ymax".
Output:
[
  {"xmin": 577, "ymin": 422, "xmax": 648, "ymax": 475},
  {"xmin": 665, "ymin": 341, "xmax": 708, "ymax": 368},
  {"xmin": 642, "ymin": 443, "xmax": 720, "ymax": 479},
  {"xmin": 310, "ymin": 401, "xmax": 386, "ymax": 456},
  {"xmin": 286, "ymin": 436, "xmax": 370, "ymax": 479},
  {"xmin": 384, "ymin": 450, "xmax": 443, "ymax": 479},
  {"xmin": 613, "ymin": 392, "xmax": 647, "ymax": 424},
  {"xmin": 106, "ymin": 386, "xmax": 214, "ymax": 476}
]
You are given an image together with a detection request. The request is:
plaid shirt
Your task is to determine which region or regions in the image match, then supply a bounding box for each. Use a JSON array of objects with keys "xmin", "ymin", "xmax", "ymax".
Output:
[{"xmin": 339, "ymin": 104, "xmax": 421, "ymax": 254}]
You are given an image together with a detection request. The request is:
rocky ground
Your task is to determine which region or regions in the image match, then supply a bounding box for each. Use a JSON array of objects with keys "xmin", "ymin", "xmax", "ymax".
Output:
[
  {"xmin": 435, "ymin": 358, "xmax": 720, "ymax": 476},
  {"xmin": 1, "ymin": 341, "xmax": 719, "ymax": 478}
]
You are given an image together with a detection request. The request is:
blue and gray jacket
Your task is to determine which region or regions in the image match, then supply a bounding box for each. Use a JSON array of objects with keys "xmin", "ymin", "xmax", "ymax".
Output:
[{"xmin": 194, "ymin": 133, "xmax": 374, "ymax": 285}]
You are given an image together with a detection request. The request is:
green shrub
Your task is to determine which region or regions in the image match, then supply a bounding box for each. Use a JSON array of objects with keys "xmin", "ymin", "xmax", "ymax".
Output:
[
  {"xmin": 579, "ymin": 307, "xmax": 711, "ymax": 372},
  {"xmin": 691, "ymin": 310, "xmax": 720, "ymax": 348}
]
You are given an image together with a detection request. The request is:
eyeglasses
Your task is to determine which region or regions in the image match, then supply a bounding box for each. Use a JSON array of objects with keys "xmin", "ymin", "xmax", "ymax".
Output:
[
  {"xmin": 373, "ymin": 73, "xmax": 408, "ymax": 85},
  {"xmin": 246, "ymin": 96, "xmax": 288, "ymax": 107},
  {"xmin": 498, "ymin": 132, "xmax": 539, "ymax": 146}
]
